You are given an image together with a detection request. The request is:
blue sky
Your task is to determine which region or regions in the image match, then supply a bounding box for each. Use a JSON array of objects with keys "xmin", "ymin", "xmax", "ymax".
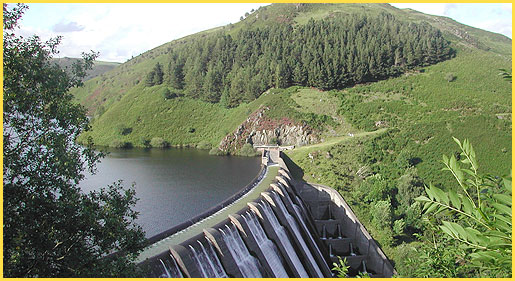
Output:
[
  {"xmin": 391, "ymin": 3, "xmax": 512, "ymax": 38},
  {"xmin": 14, "ymin": 3, "xmax": 512, "ymax": 62}
]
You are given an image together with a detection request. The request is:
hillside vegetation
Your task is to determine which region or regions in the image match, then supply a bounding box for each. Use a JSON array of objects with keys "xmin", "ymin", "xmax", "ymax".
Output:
[
  {"xmin": 72, "ymin": 3, "xmax": 511, "ymax": 277},
  {"xmin": 285, "ymin": 45, "xmax": 511, "ymax": 277},
  {"xmin": 53, "ymin": 57, "xmax": 120, "ymax": 81}
]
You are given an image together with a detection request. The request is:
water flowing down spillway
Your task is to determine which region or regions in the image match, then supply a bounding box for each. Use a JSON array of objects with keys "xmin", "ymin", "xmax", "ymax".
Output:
[
  {"xmin": 220, "ymin": 224, "xmax": 263, "ymax": 278},
  {"xmin": 243, "ymin": 211, "xmax": 289, "ymax": 278},
  {"xmin": 189, "ymin": 241, "xmax": 228, "ymax": 278},
  {"xmin": 141, "ymin": 161, "xmax": 396, "ymax": 278},
  {"xmin": 271, "ymin": 191, "xmax": 324, "ymax": 277},
  {"xmin": 259, "ymin": 201, "xmax": 309, "ymax": 278},
  {"xmin": 157, "ymin": 255, "xmax": 183, "ymax": 278},
  {"xmin": 277, "ymin": 183, "xmax": 327, "ymax": 273}
]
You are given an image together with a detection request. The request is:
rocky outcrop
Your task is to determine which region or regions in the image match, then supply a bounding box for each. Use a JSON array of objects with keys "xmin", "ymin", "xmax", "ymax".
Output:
[{"xmin": 218, "ymin": 107, "xmax": 319, "ymax": 154}]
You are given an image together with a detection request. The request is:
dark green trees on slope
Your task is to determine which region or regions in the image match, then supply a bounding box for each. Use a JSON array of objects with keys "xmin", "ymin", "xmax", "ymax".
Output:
[{"xmin": 149, "ymin": 13, "xmax": 453, "ymax": 107}]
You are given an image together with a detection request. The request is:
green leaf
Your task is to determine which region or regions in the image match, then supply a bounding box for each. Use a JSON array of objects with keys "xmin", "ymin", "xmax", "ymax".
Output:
[
  {"xmin": 470, "ymin": 251, "xmax": 499, "ymax": 263},
  {"xmin": 462, "ymin": 168, "xmax": 475, "ymax": 176},
  {"xmin": 435, "ymin": 205, "xmax": 447, "ymax": 215},
  {"xmin": 492, "ymin": 194, "xmax": 512, "ymax": 206},
  {"xmin": 440, "ymin": 224, "xmax": 456, "ymax": 239},
  {"xmin": 502, "ymin": 178, "xmax": 512, "ymax": 193},
  {"xmin": 442, "ymin": 154, "xmax": 449, "ymax": 164},
  {"xmin": 485, "ymin": 237, "xmax": 509, "ymax": 249},
  {"xmin": 448, "ymin": 189, "xmax": 461, "ymax": 210},
  {"xmin": 425, "ymin": 185, "xmax": 434, "ymax": 201},
  {"xmin": 415, "ymin": 195, "xmax": 431, "ymax": 203},
  {"xmin": 464, "ymin": 227, "xmax": 483, "ymax": 244},
  {"xmin": 449, "ymin": 154, "xmax": 458, "ymax": 172},
  {"xmin": 492, "ymin": 202, "xmax": 511, "ymax": 216},
  {"xmin": 450, "ymin": 222, "xmax": 469, "ymax": 242},
  {"xmin": 426, "ymin": 202, "xmax": 439, "ymax": 213},
  {"xmin": 461, "ymin": 195, "xmax": 474, "ymax": 215},
  {"xmin": 463, "ymin": 138, "xmax": 470, "ymax": 154},
  {"xmin": 431, "ymin": 184, "xmax": 449, "ymax": 205},
  {"xmin": 455, "ymin": 169, "xmax": 465, "ymax": 183},
  {"xmin": 492, "ymin": 220, "xmax": 512, "ymax": 233},
  {"xmin": 491, "ymin": 214, "xmax": 512, "ymax": 227},
  {"xmin": 465, "ymin": 178, "xmax": 475, "ymax": 186},
  {"xmin": 452, "ymin": 136, "xmax": 461, "ymax": 147},
  {"xmin": 469, "ymin": 145, "xmax": 477, "ymax": 165}
]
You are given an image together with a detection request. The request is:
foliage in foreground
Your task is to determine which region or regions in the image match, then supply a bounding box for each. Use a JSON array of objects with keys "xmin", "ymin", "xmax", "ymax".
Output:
[
  {"xmin": 416, "ymin": 138, "xmax": 511, "ymax": 275},
  {"xmin": 3, "ymin": 4, "xmax": 145, "ymax": 277},
  {"xmin": 332, "ymin": 256, "xmax": 349, "ymax": 278}
]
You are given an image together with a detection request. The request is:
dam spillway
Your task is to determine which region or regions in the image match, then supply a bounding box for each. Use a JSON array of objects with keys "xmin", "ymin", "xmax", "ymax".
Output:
[{"xmin": 138, "ymin": 148, "xmax": 395, "ymax": 278}]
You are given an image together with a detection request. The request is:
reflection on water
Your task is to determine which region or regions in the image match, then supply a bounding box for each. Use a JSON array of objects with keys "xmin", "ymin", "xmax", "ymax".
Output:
[{"xmin": 80, "ymin": 147, "xmax": 261, "ymax": 237}]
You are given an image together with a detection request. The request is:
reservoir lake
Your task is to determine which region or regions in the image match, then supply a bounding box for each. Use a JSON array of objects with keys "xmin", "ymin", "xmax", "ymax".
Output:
[{"xmin": 80, "ymin": 147, "xmax": 261, "ymax": 237}]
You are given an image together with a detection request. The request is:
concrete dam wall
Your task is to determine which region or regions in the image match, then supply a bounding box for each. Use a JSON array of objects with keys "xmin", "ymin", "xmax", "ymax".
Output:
[{"xmin": 137, "ymin": 150, "xmax": 395, "ymax": 278}]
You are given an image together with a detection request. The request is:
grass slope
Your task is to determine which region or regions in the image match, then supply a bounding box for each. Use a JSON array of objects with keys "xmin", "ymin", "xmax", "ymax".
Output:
[
  {"xmin": 53, "ymin": 57, "xmax": 121, "ymax": 81},
  {"xmin": 80, "ymin": 86, "xmax": 346, "ymax": 148},
  {"xmin": 285, "ymin": 45, "xmax": 511, "ymax": 277}
]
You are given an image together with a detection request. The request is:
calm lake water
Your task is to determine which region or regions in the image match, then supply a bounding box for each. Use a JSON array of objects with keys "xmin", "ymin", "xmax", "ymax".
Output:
[{"xmin": 80, "ymin": 147, "xmax": 261, "ymax": 237}]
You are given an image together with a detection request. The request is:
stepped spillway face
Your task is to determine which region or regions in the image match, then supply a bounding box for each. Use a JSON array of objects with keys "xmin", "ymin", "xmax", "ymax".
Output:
[{"xmin": 139, "ymin": 149, "xmax": 395, "ymax": 278}]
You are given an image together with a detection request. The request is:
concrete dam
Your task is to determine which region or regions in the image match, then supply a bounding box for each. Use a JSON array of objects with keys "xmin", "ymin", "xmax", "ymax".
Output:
[{"xmin": 137, "ymin": 148, "xmax": 395, "ymax": 278}]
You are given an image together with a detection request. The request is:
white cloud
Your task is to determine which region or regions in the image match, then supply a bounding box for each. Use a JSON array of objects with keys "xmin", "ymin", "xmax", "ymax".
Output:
[
  {"xmin": 500, "ymin": 3, "xmax": 512, "ymax": 12},
  {"xmin": 391, "ymin": 3, "xmax": 512, "ymax": 38},
  {"xmin": 476, "ymin": 19, "xmax": 512, "ymax": 38},
  {"xmin": 18, "ymin": 3, "xmax": 266, "ymax": 62},
  {"xmin": 52, "ymin": 21, "xmax": 84, "ymax": 33}
]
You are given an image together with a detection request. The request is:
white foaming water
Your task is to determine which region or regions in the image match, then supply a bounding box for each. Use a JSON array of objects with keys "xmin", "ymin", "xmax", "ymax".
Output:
[
  {"xmin": 189, "ymin": 240, "xmax": 228, "ymax": 278},
  {"xmin": 271, "ymin": 191, "xmax": 324, "ymax": 277},
  {"xmin": 159, "ymin": 259, "xmax": 171, "ymax": 278},
  {"xmin": 158, "ymin": 255, "xmax": 183, "ymax": 278},
  {"xmin": 243, "ymin": 211, "xmax": 289, "ymax": 278},
  {"xmin": 259, "ymin": 201, "xmax": 309, "ymax": 278},
  {"xmin": 219, "ymin": 224, "xmax": 263, "ymax": 278}
]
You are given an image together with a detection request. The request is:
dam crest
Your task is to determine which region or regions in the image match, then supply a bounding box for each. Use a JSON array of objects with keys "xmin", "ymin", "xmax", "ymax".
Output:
[{"xmin": 138, "ymin": 148, "xmax": 395, "ymax": 277}]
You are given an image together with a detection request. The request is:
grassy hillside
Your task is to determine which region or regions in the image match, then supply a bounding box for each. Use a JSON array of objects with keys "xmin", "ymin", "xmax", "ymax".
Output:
[
  {"xmin": 285, "ymin": 45, "xmax": 511, "ymax": 277},
  {"xmin": 79, "ymin": 86, "xmax": 344, "ymax": 148},
  {"xmin": 53, "ymin": 57, "xmax": 120, "ymax": 81}
]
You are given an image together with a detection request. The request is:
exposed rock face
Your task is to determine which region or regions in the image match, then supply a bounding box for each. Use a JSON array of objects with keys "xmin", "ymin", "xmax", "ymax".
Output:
[{"xmin": 218, "ymin": 106, "xmax": 319, "ymax": 154}]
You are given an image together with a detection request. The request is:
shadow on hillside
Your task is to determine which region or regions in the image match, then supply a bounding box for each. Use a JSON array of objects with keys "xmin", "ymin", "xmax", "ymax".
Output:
[{"xmin": 280, "ymin": 152, "xmax": 305, "ymax": 182}]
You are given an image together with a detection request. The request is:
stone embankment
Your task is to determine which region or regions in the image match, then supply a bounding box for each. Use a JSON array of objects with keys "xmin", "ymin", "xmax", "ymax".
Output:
[{"xmin": 218, "ymin": 106, "xmax": 319, "ymax": 154}]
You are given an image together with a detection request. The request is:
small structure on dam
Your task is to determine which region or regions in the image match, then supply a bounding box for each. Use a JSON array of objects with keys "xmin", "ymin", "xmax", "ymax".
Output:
[{"xmin": 137, "ymin": 149, "xmax": 395, "ymax": 278}]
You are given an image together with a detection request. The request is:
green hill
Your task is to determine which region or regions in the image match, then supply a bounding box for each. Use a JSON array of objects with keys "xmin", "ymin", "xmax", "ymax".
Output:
[
  {"xmin": 53, "ymin": 57, "xmax": 120, "ymax": 81},
  {"xmin": 71, "ymin": 3, "xmax": 511, "ymax": 277}
]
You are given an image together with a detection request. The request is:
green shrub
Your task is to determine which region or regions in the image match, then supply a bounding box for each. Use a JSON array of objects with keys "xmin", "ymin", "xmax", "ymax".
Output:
[
  {"xmin": 269, "ymin": 137, "xmax": 279, "ymax": 145},
  {"xmin": 110, "ymin": 139, "xmax": 132, "ymax": 149},
  {"xmin": 209, "ymin": 147, "xmax": 227, "ymax": 156},
  {"xmin": 116, "ymin": 125, "xmax": 132, "ymax": 136},
  {"xmin": 187, "ymin": 127, "xmax": 195, "ymax": 133},
  {"xmin": 162, "ymin": 88, "xmax": 178, "ymax": 99},
  {"xmin": 150, "ymin": 137, "xmax": 169, "ymax": 148},
  {"xmin": 237, "ymin": 143, "xmax": 259, "ymax": 157},
  {"xmin": 196, "ymin": 140, "xmax": 212, "ymax": 150},
  {"xmin": 372, "ymin": 200, "xmax": 392, "ymax": 229},
  {"xmin": 396, "ymin": 167, "xmax": 424, "ymax": 211},
  {"xmin": 445, "ymin": 73, "xmax": 456, "ymax": 82},
  {"xmin": 139, "ymin": 137, "xmax": 151, "ymax": 148},
  {"xmin": 393, "ymin": 219, "xmax": 405, "ymax": 236}
]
